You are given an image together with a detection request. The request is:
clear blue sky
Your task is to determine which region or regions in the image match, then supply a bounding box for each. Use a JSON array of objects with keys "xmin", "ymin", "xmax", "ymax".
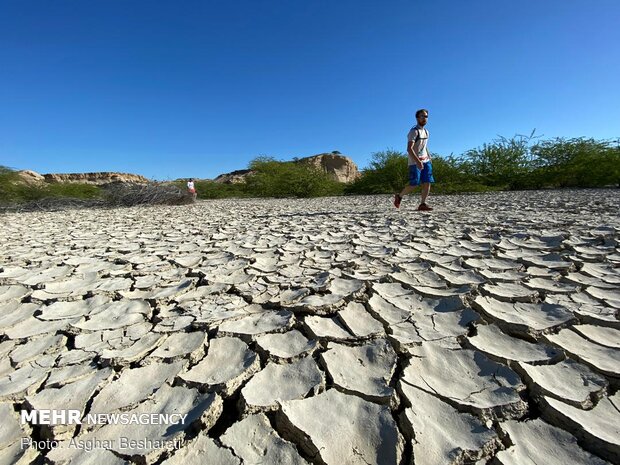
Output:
[{"xmin": 1, "ymin": 0, "xmax": 619, "ymax": 180}]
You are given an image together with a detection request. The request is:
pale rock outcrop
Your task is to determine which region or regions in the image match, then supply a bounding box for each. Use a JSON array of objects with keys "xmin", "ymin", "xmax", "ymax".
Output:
[
  {"xmin": 213, "ymin": 169, "xmax": 256, "ymax": 184},
  {"xmin": 212, "ymin": 153, "xmax": 360, "ymax": 184},
  {"xmin": 297, "ymin": 153, "xmax": 361, "ymax": 183},
  {"xmin": 43, "ymin": 172, "xmax": 149, "ymax": 184},
  {"xmin": 16, "ymin": 170, "xmax": 45, "ymax": 184}
]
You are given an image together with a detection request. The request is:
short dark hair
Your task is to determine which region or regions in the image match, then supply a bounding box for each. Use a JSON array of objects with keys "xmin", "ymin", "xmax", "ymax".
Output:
[{"xmin": 415, "ymin": 109, "xmax": 428, "ymax": 118}]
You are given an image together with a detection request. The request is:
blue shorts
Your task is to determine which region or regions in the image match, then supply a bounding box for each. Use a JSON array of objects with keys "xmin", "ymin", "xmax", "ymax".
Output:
[{"xmin": 409, "ymin": 161, "xmax": 435, "ymax": 186}]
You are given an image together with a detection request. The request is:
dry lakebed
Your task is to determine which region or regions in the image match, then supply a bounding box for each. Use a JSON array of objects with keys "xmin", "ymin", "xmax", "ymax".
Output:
[{"xmin": 0, "ymin": 189, "xmax": 619, "ymax": 465}]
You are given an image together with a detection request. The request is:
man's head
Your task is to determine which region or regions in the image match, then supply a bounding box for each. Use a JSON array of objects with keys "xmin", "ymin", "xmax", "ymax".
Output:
[{"xmin": 415, "ymin": 109, "xmax": 429, "ymax": 127}]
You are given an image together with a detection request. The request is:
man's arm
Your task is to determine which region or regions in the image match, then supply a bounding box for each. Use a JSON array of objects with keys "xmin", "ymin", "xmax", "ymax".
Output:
[
  {"xmin": 407, "ymin": 140, "xmax": 423, "ymax": 168},
  {"xmin": 423, "ymin": 128, "xmax": 431, "ymax": 161}
]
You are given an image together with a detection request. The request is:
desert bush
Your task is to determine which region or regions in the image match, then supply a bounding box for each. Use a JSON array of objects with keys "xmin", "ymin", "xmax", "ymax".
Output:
[
  {"xmin": 527, "ymin": 137, "xmax": 620, "ymax": 188},
  {"xmin": 344, "ymin": 150, "xmax": 495, "ymax": 194},
  {"xmin": 345, "ymin": 150, "xmax": 408, "ymax": 194},
  {"xmin": 245, "ymin": 156, "xmax": 344, "ymax": 198},
  {"xmin": 42, "ymin": 183, "xmax": 101, "ymax": 200},
  {"xmin": 101, "ymin": 182, "xmax": 193, "ymax": 206},
  {"xmin": 0, "ymin": 166, "xmax": 101, "ymax": 204},
  {"xmin": 172, "ymin": 180, "xmax": 251, "ymax": 199},
  {"xmin": 464, "ymin": 134, "xmax": 534, "ymax": 188},
  {"xmin": 3, "ymin": 134, "xmax": 617, "ymax": 208},
  {"xmin": 428, "ymin": 155, "xmax": 469, "ymax": 184},
  {"xmin": 0, "ymin": 166, "xmax": 23, "ymax": 203},
  {"xmin": 196, "ymin": 180, "xmax": 250, "ymax": 199}
]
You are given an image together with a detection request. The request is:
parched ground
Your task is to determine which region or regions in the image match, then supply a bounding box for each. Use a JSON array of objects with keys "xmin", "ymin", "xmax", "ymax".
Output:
[{"xmin": 0, "ymin": 189, "xmax": 619, "ymax": 465}]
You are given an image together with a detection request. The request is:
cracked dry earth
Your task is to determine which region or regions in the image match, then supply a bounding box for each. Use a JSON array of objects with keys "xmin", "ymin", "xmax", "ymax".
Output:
[{"xmin": 0, "ymin": 189, "xmax": 619, "ymax": 465}]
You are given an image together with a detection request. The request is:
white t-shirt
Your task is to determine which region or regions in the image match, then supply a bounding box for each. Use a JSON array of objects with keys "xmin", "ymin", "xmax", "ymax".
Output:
[
  {"xmin": 407, "ymin": 125, "xmax": 430, "ymax": 165},
  {"xmin": 187, "ymin": 181, "xmax": 195, "ymax": 190}
]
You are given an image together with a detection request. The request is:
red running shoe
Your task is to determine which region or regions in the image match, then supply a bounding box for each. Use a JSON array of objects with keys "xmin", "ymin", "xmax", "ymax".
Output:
[
  {"xmin": 417, "ymin": 203, "xmax": 433, "ymax": 211},
  {"xmin": 393, "ymin": 194, "xmax": 402, "ymax": 208}
]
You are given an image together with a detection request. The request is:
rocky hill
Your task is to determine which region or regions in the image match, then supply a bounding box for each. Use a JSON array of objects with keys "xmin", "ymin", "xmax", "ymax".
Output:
[
  {"xmin": 213, "ymin": 169, "xmax": 256, "ymax": 184},
  {"xmin": 34, "ymin": 172, "xmax": 149, "ymax": 185},
  {"xmin": 15, "ymin": 152, "xmax": 360, "ymax": 187},
  {"xmin": 213, "ymin": 152, "xmax": 360, "ymax": 184},
  {"xmin": 16, "ymin": 170, "xmax": 46, "ymax": 185},
  {"xmin": 297, "ymin": 153, "xmax": 360, "ymax": 183}
]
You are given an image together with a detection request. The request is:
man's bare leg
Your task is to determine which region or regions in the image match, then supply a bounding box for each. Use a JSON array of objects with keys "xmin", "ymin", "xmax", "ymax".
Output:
[
  {"xmin": 399, "ymin": 184, "xmax": 415, "ymax": 198},
  {"xmin": 394, "ymin": 184, "xmax": 415, "ymax": 208},
  {"xmin": 421, "ymin": 182, "xmax": 430, "ymax": 204}
]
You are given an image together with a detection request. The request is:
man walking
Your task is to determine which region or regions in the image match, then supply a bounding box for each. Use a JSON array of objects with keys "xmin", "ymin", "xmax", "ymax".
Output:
[{"xmin": 394, "ymin": 109, "xmax": 435, "ymax": 210}]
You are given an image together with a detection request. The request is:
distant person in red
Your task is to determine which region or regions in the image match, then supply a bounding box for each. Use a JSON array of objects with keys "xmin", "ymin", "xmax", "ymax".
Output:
[
  {"xmin": 187, "ymin": 178, "xmax": 197, "ymax": 198},
  {"xmin": 394, "ymin": 109, "xmax": 435, "ymax": 211}
]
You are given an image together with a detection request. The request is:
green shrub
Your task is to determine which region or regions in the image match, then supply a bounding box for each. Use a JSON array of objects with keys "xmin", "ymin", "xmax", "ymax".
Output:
[
  {"xmin": 3, "ymin": 135, "xmax": 617, "ymax": 206},
  {"xmin": 200, "ymin": 181, "xmax": 250, "ymax": 199},
  {"xmin": 43, "ymin": 183, "xmax": 101, "ymax": 199},
  {"xmin": 172, "ymin": 180, "xmax": 251, "ymax": 199},
  {"xmin": 345, "ymin": 150, "xmax": 408, "ymax": 194},
  {"xmin": 0, "ymin": 166, "xmax": 22, "ymax": 203},
  {"xmin": 464, "ymin": 134, "xmax": 533, "ymax": 188},
  {"xmin": 429, "ymin": 155, "xmax": 469, "ymax": 184},
  {"xmin": 345, "ymin": 150, "xmax": 494, "ymax": 195},
  {"xmin": 0, "ymin": 166, "xmax": 101, "ymax": 204},
  {"xmin": 245, "ymin": 157, "xmax": 344, "ymax": 198},
  {"xmin": 528, "ymin": 137, "xmax": 620, "ymax": 188}
]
